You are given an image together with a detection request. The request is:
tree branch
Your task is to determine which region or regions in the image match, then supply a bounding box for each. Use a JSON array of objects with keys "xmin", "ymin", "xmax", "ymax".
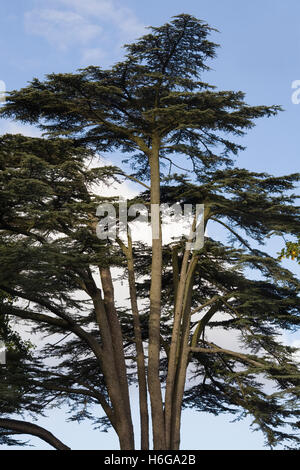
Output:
[
  {"xmin": 189, "ymin": 344, "xmax": 266, "ymax": 368},
  {"xmin": 0, "ymin": 285, "xmax": 104, "ymax": 362},
  {"xmin": 0, "ymin": 418, "xmax": 70, "ymax": 450},
  {"xmin": 210, "ymin": 217, "xmax": 255, "ymax": 253},
  {"xmin": 190, "ymin": 292, "xmax": 234, "ymax": 317},
  {"xmin": 40, "ymin": 383, "xmax": 115, "ymax": 427}
]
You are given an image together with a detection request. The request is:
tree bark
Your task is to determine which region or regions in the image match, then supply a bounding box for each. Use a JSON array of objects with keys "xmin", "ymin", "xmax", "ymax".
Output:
[
  {"xmin": 92, "ymin": 287, "xmax": 134, "ymax": 449},
  {"xmin": 166, "ymin": 210, "xmax": 210, "ymax": 448},
  {"xmin": 126, "ymin": 234, "xmax": 149, "ymax": 449},
  {"xmin": 164, "ymin": 238, "xmax": 194, "ymax": 447},
  {"xmin": 99, "ymin": 266, "xmax": 134, "ymax": 443},
  {"xmin": 148, "ymin": 138, "xmax": 166, "ymax": 449},
  {"xmin": 170, "ymin": 266, "xmax": 195, "ymax": 449}
]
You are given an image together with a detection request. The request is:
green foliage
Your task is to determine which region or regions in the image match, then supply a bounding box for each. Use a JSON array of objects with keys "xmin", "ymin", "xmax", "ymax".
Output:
[
  {"xmin": 279, "ymin": 238, "xmax": 300, "ymax": 264},
  {"xmin": 0, "ymin": 14, "xmax": 299, "ymax": 449}
]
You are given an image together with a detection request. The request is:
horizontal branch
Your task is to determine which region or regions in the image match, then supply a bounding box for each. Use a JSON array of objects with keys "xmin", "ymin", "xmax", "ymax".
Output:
[
  {"xmin": 191, "ymin": 294, "xmax": 225, "ymax": 317},
  {"xmin": 41, "ymin": 383, "xmax": 115, "ymax": 427},
  {"xmin": 4, "ymin": 307, "xmax": 69, "ymax": 329},
  {"xmin": 117, "ymin": 171, "xmax": 150, "ymax": 190},
  {"xmin": 0, "ymin": 285, "xmax": 104, "ymax": 362},
  {"xmin": 189, "ymin": 345, "xmax": 266, "ymax": 368},
  {"xmin": 0, "ymin": 418, "xmax": 70, "ymax": 450}
]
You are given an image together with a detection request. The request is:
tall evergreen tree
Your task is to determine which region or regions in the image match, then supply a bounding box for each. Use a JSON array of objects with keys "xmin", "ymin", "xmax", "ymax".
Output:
[{"xmin": 0, "ymin": 14, "xmax": 299, "ymax": 449}]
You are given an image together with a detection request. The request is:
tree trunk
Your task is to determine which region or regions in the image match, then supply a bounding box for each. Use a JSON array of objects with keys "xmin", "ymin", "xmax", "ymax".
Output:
[
  {"xmin": 148, "ymin": 139, "xmax": 166, "ymax": 449},
  {"xmin": 93, "ymin": 288, "xmax": 135, "ymax": 449},
  {"xmin": 170, "ymin": 275, "xmax": 194, "ymax": 449},
  {"xmin": 99, "ymin": 266, "xmax": 133, "ymax": 437},
  {"xmin": 126, "ymin": 234, "xmax": 149, "ymax": 449},
  {"xmin": 164, "ymin": 245, "xmax": 193, "ymax": 447}
]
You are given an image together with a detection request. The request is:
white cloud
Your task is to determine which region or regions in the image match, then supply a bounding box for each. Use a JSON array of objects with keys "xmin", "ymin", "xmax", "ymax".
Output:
[
  {"xmin": 24, "ymin": 9, "xmax": 102, "ymax": 51},
  {"xmin": 57, "ymin": 0, "xmax": 145, "ymax": 39},
  {"xmin": 24, "ymin": 0, "xmax": 145, "ymax": 62},
  {"xmin": 91, "ymin": 157, "xmax": 205, "ymax": 250},
  {"xmin": 80, "ymin": 47, "xmax": 106, "ymax": 65},
  {"xmin": 290, "ymin": 339, "xmax": 300, "ymax": 363},
  {"xmin": 0, "ymin": 120, "xmax": 41, "ymax": 137}
]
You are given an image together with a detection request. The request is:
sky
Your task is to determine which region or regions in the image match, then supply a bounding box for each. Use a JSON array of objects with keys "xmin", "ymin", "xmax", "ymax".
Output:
[{"xmin": 0, "ymin": 0, "xmax": 299, "ymax": 450}]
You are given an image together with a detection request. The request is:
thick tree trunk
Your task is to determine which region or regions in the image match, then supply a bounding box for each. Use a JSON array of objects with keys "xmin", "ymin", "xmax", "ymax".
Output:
[
  {"xmin": 164, "ymin": 245, "xmax": 192, "ymax": 447},
  {"xmin": 86, "ymin": 220, "xmax": 134, "ymax": 448},
  {"xmin": 167, "ymin": 212, "xmax": 209, "ymax": 448},
  {"xmin": 170, "ymin": 277, "xmax": 194, "ymax": 449},
  {"xmin": 164, "ymin": 214, "xmax": 199, "ymax": 448},
  {"xmin": 148, "ymin": 140, "xmax": 166, "ymax": 449},
  {"xmin": 99, "ymin": 267, "xmax": 133, "ymax": 437},
  {"xmin": 93, "ymin": 289, "xmax": 134, "ymax": 449}
]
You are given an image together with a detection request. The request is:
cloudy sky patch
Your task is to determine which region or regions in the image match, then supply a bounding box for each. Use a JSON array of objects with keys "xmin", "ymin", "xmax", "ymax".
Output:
[{"xmin": 24, "ymin": 0, "xmax": 145, "ymax": 63}]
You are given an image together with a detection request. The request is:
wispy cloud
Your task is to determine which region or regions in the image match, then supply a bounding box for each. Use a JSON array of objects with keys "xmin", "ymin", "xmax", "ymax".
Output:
[
  {"xmin": 80, "ymin": 47, "xmax": 106, "ymax": 65},
  {"xmin": 24, "ymin": 9, "xmax": 102, "ymax": 51},
  {"xmin": 58, "ymin": 0, "xmax": 144, "ymax": 38},
  {"xmin": 24, "ymin": 0, "xmax": 145, "ymax": 64}
]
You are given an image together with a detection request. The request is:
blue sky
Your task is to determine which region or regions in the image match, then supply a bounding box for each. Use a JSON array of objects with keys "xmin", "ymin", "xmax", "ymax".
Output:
[
  {"xmin": 0, "ymin": 0, "xmax": 299, "ymax": 450},
  {"xmin": 1, "ymin": 0, "xmax": 300, "ymax": 175}
]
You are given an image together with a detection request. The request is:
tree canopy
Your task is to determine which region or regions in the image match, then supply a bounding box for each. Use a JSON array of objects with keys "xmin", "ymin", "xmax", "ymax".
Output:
[{"xmin": 0, "ymin": 14, "xmax": 299, "ymax": 450}]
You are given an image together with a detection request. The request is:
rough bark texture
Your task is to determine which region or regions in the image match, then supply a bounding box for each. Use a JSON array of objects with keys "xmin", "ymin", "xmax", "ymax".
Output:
[
  {"xmin": 148, "ymin": 140, "xmax": 166, "ymax": 449},
  {"xmin": 171, "ymin": 268, "xmax": 195, "ymax": 449},
  {"xmin": 91, "ymin": 283, "xmax": 134, "ymax": 450},
  {"xmin": 99, "ymin": 267, "xmax": 134, "ymax": 439},
  {"xmin": 164, "ymin": 241, "xmax": 194, "ymax": 446}
]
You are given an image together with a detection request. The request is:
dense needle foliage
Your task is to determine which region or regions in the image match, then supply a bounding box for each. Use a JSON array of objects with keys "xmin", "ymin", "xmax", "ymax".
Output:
[{"xmin": 0, "ymin": 15, "xmax": 299, "ymax": 449}]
